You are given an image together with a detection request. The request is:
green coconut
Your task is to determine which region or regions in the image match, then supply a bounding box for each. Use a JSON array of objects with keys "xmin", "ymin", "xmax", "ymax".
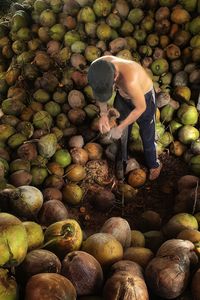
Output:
[
  {"xmin": 190, "ymin": 35, "xmax": 200, "ymax": 48},
  {"xmin": 96, "ymin": 23, "xmax": 112, "ymax": 41},
  {"xmin": 34, "ymin": 0, "xmax": 49, "ymax": 13},
  {"xmin": 50, "ymin": 24, "xmax": 65, "ymax": 41},
  {"xmin": 84, "ymin": 45, "xmax": 101, "ymax": 62},
  {"xmin": 128, "ymin": 8, "xmax": 144, "ymax": 24},
  {"xmin": 50, "ymin": 0, "xmax": 63, "ymax": 13},
  {"xmin": 189, "ymin": 155, "xmax": 200, "ymax": 175},
  {"xmin": 53, "ymin": 149, "xmax": 72, "ymax": 168},
  {"xmin": 133, "ymin": 29, "xmax": 147, "ymax": 44},
  {"xmin": 16, "ymin": 51, "xmax": 35, "ymax": 66},
  {"xmin": 7, "ymin": 133, "xmax": 27, "ymax": 149},
  {"xmin": 39, "ymin": 9, "xmax": 56, "ymax": 27},
  {"xmin": 160, "ymin": 104, "xmax": 175, "ymax": 123},
  {"xmin": 85, "ymin": 22, "xmax": 97, "ymax": 38},
  {"xmin": 17, "ymin": 27, "xmax": 31, "ymax": 41},
  {"xmin": 0, "ymin": 124, "xmax": 16, "ymax": 142},
  {"xmin": 158, "ymin": 131, "xmax": 173, "ymax": 147},
  {"xmin": 155, "ymin": 122, "xmax": 165, "ymax": 139},
  {"xmin": 62, "ymin": 183, "xmax": 83, "ymax": 205},
  {"xmin": 151, "ymin": 58, "xmax": 169, "ymax": 76},
  {"xmin": 106, "ymin": 13, "xmax": 121, "ymax": 28},
  {"xmin": 120, "ymin": 21, "xmax": 134, "ymax": 36},
  {"xmin": 56, "ymin": 113, "xmax": 70, "ymax": 130},
  {"xmin": 93, "ymin": 0, "xmax": 112, "ymax": 17},
  {"xmin": 141, "ymin": 15, "xmax": 154, "ymax": 32},
  {"xmin": 0, "ymin": 212, "xmax": 28, "ymax": 267},
  {"xmin": 56, "ymin": 47, "xmax": 71, "ymax": 64},
  {"xmin": 33, "ymin": 111, "xmax": 53, "ymax": 130},
  {"xmin": 11, "ymin": 10, "xmax": 29, "ymax": 32},
  {"xmin": 189, "ymin": 16, "xmax": 200, "ymax": 35},
  {"xmin": 64, "ymin": 30, "xmax": 80, "ymax": 46},
  {"xmin": 124, "ymin": 37, "xmax": 137, "ymax": 51},
  {"xmin": 0, "ymin": 268, "xmax": 18, "ymax": 300},
  {"xmin": 31, "ymin": 167, "xmax": 48, "ymax": 186},
  {"xmin": 163, "ymin": 213, "xmax": 198, "ymax": 238},
  {"xmin": 71, "ymin": 41, "xmax": 86, "ymax": 54},
  {"xmin": 178, "ymin": 125, "xmax": 199, "ymax": 145},
  {"xmin": 44, "ymin": 219, "xmax": 83, "ymax": 258},
  {"xmin": 139, "ymin": 45, "xmax": 152, "ymax": 56},
  {"xmin": 179, "ymin": 0, "xmax": 197, "ymax": 12},
  {"xmin": 23, "ymin": 221, "xmax": 44, "ymax": 251},
  {"xmin": 177, "ymin": 104, "xmax": 198, "ymax": 125},
  {"xmin": 84, "ymin": 104, "xmax": 99, "ymax": 119},
  {"xmin": 38, "ymin": 133, "xmax": 57, "ymax": 159},
  {"xmin": 78, "ymin": 6, "xmax": 96, "ymax": 23},
  {"xmin": 53, "ymin": 89, "xmax": 67, "ymax": 104},
  {"xmin": 116, "ymin": 49, "xmax": 133, "ymax": 60},
  {"xmin": 169, "ymin": 120, "xmax": 183, "ymax": 134},
  {"xmin": 0, "ymin": 158, "xmax": 9, "ymax": 176},
  {"xmin": 2, "ymin": 99, "xmax": 25, "ymax": 116},
  {"xmin": 44, "ymin": 101, "xmax": 61, "ymax": 117}
]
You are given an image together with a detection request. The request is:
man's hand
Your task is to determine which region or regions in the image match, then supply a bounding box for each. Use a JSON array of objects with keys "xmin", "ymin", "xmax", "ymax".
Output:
[
  {"xmin": 99, "ymin": 115, "xmax": 110, "ymax": 134},
  {"xmin": 110, "ymin": 126, "xmax": 123, "ymax": 140}
]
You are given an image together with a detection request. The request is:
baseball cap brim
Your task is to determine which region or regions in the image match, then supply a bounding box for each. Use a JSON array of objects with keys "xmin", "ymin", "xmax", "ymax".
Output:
[{"xmin": 93, "ymin": 85, "xmax": 113, "ymax": 102}]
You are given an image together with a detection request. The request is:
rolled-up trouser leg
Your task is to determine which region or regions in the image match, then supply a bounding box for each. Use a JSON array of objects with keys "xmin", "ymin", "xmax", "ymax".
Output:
[{"xmin": 137, "ymin": 89, "xmax": 159, "ymax": 169}]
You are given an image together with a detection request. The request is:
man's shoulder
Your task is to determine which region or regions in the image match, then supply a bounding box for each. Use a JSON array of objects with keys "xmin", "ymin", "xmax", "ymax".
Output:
[{"xmin": 92, "ymin": 55, "xmax": 115, "ymax": 64}]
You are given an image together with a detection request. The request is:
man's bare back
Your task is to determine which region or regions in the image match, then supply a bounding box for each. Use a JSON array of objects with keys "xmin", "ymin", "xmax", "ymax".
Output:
[
  {"xmin": 94, "ymin": 55, "xmax": 153, "ymax": 99},
  {"xmin": 88, "ymin": 56, "xmax": 162, "ymax": 180}
]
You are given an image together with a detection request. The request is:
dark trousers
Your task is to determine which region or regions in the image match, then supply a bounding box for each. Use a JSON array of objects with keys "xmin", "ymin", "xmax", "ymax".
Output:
[{"xmin": 114, "ymin": 90, "xmax": 159, "ymax": 169}]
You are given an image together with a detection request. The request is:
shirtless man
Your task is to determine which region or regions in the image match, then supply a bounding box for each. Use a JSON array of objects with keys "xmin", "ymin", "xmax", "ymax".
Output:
[{"xmin": 87, "ymin": 55, "xmax": 162, "ymax": 180}]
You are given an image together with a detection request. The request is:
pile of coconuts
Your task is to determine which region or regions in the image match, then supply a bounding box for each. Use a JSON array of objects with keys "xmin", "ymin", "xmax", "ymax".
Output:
[
  {"xmin": 0, "ymin": 0, "xmax": 200, "ymax": 193},
  {"xmin": 0, "ymin": 0, "xmax": 200, "ymax": 298},
  {"xmin": 1, "ymin": 206, "xmax": 200, "ymax": 299}
]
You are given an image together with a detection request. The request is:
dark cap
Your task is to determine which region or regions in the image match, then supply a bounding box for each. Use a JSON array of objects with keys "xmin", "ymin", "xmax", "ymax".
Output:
[{"xmin": 87, "ymin": 60, "xmax": 115, "ymax": 102}]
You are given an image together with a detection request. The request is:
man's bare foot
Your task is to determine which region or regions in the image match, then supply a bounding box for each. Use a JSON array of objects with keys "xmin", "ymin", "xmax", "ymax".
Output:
[{"xmin": 149, "ymin": 163, "xmax": 162, "ymax": 180}]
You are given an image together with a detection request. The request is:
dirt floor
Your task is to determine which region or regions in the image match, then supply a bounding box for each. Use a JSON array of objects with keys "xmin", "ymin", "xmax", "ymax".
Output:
[
  {"xmin": 68, "ymin": 151, "xmax": 190, "ymax": 237},
  {"xmin": 66, "ymin": 152, "xmax": 191, "ymax": 299}
]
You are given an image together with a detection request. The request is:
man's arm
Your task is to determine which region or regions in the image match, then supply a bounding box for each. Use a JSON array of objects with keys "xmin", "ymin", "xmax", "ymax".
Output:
[
  {"xmin": 118, "ymin": 82, "xmax": 146, "ymax": 131},
  {"xmin": 97, "ymin": 101, "xmax": 108, "ymax": 116}
]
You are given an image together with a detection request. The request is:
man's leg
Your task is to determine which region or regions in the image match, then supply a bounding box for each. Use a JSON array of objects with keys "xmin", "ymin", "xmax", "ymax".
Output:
[
  {"xmin": 137, "ymin": 90, "xmax": 162, "ymax": 180},
  {"xmin": 114, "ymin": 92, "xmax": 133, "ymax": 179}
]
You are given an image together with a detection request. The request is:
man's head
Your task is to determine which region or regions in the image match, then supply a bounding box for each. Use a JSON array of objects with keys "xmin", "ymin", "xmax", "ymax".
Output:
[{"xmin": 87, "ymin": 60, "xmax": 115, "ymax": 102}]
